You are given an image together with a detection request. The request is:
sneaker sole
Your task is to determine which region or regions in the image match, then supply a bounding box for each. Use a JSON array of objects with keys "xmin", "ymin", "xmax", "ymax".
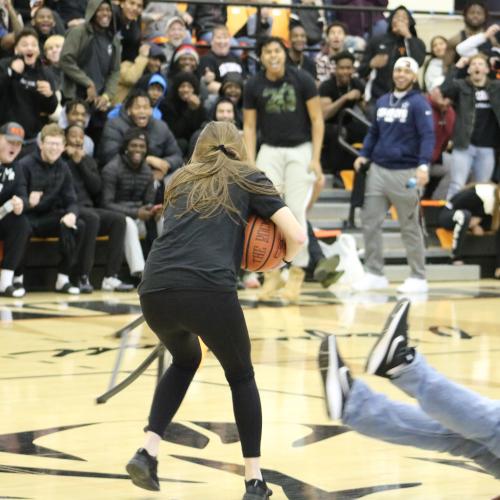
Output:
[
  {"xmin": 365, "ymin": 300, "xmax": 409, "ymax": 375},
  {"xmin": 319, "ymin": 336, "xmax": 343, "ymax": 420},
  {"xmin": 242, "ymin": 491, "xmax": 272, "ymax": 500},
  {"xmin": 126, "ymin": 460, "xmax": 160, "ymax": 492}
]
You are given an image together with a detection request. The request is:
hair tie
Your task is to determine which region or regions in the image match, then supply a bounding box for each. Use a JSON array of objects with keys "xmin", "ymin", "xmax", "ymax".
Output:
[{"xmin": 216, "ymin": 144, "xmax": 228, "ymax": 154}]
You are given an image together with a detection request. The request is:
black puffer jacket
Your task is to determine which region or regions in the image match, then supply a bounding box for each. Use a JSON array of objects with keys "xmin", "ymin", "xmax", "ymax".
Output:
[
  {"xmin": 100, "ymin": 153, "xmax": 155, "ymax": 218},
  {"xmin": 99, "ymin": 107, "xmax": 183, "ymax": 168}
]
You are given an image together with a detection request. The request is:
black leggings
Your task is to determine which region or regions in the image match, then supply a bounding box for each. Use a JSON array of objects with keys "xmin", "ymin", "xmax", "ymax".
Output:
[{"xmin": 140, "ymin": 289, "xmax": 262, "ymax": 458}]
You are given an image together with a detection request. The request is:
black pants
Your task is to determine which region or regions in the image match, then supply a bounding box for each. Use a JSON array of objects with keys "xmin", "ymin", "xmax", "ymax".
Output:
[
  {"xmin": 77, "ymin": 207, "xmax": 126, "ymax": 276},
  {"xmin": 140, "ymin": 289, "xmax": 262, "ymax": 458},
  {"xmin": 438, "ymin": 207, "xmax": 471, "ymax": 260},
  {"xmin": 26, "ymin": 212, "xmax": 85, "ymax": 275},
  {"xmin": 0, "ymin": 213, "xmax": 31, "ymax": 270}
]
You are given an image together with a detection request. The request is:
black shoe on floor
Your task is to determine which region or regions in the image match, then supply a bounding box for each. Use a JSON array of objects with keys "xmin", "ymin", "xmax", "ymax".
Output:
[
  {"xmin": 318, "ymin": 335, "xmax": 353, "ymax": 420},
  {"xmin": 243, "ymin": 478, "xmax": 273, "ymax": 499},
  {"xmin": 126, "ymin": 448, "xmax": 160, "ymax": 491},
  {"xmin": 365, "ymin": 299, "xmax": 415, "ymax": 378},
  {"xmin": 78, "ymin": 275, "xmax": 93, "ymax": 294},
  {"xmin": 0, "ymin": 285, "xmax": 25, "ymax": 298}
]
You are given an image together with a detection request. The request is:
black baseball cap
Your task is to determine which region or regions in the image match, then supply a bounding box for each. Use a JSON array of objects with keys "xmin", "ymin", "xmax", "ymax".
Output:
[{"xmin": 0, "ymin": 122, "xmax": 25, "ymax": 143}]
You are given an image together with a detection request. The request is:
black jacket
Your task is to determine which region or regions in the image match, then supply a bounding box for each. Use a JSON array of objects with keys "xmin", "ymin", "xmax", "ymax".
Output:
[
  {"xmin": 18, "ymin": 149, "xmax": 79, "ymax": 216},
  {"xmin": 99, "ymin": 108, "xmax": 183, "ymax": 169},
  {"xmin": 186, "ymin": 4, "xmax": 227, "ymax": 37},
  {"xmin": 0, "ymin": 161, "xmax": 28, "ymax": 208},
  {"xmin": 65, "ymin": 153, "xmax": 102, "ymax": 208},
  {"xmin": 359, "ymin": 6, "xmax": 426, "ymax": 100},
  {"xmin": 100, "ymin": 154, "xmax": 155, "ymax": 218},
  {"xmin": 0, "ymin": 57, "xmax": 58, "ymax": 139},
  {"xmin": 440, "ymin": 68, "xmax": 500, "ymax": 149}
]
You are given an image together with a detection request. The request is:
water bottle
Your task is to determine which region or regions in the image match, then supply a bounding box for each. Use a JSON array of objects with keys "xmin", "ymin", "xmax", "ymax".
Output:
[{"xmin": 406, "ymin": 177, "xmax": 417, "ymax": 189}]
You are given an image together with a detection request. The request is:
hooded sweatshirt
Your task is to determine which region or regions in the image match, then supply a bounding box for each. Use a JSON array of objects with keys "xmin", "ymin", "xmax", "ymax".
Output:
[
  {"xmin": 59, "ymin": 0, "xmax": 122, "ymax": 100},
  {"xmin": 160, "ymin": 71, "xmax": 206, "ymax": 142},
  {"xmin": 360, "ymin": 89, "xmax": 435, "ymax": 169},
  {"xmin": 359, "ymin": 6, "xmax": 426, "ymax": 101}
]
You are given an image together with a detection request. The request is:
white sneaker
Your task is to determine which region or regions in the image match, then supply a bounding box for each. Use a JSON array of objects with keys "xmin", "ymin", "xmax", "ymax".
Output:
[
  {"xmin": 352, "ymin": 272, "xmax": 389, "ymax": 292},
  {"xmin": 397, "ymin": 277, "xmax": 428, "ymax": 294},
  {"xmin": 101, "ymin": 276, "xmax": 134, "ymax": 292}
]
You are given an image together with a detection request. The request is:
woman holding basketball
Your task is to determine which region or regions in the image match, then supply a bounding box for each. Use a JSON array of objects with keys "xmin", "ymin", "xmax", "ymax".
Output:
[{"xmin": 126, "ymin": 121, "xmax": 306, "ymax": 499}]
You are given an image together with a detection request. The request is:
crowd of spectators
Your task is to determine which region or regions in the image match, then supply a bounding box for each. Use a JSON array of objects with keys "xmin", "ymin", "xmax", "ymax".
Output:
[{"xmin": 0, "ymin": 0, "xmax": 500, "ymax": 296}]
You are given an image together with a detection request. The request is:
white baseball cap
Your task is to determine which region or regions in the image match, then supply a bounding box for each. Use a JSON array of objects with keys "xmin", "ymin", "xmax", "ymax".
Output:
[{"xmin": 393, "ymin": 57, "xmax": 419, "ymax": 74}]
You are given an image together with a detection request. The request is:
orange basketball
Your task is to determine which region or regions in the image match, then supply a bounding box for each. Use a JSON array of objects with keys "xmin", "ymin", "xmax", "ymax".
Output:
[{"xmin": 241, "ymin": 215, "xmax": 286, "ymax": 272}]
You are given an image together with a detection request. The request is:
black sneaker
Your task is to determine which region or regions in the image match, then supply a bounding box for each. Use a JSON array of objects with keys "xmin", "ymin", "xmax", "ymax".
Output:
[
  {"xmin": 318, "ymin": 335, "xmax": 353, "ymax": 420},
  {"xmin": 78, "ymin": 275, "xmax": 93, "ymax": 294},
  {"xmin": 313, "ymin": 254, "xmax": 340, "ymax": 283},
  {"xmin": 126, "ymin": 448, "xmax": 160, "ymax": 491},
  {"xmin": 243, "ymin": 478, "xmax": 273, "ymax": 499},
  {"xmin": 365, "ymin": 299, "xmax": 415, "ymax": 378}
]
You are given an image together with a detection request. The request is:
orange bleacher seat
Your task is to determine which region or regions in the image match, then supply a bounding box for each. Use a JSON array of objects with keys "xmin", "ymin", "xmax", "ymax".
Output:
[
  {"xmin": 340, "ymin": 170, "xmax": 354, "ymax": 191},
  {"xmin": 313, "ymin": 229, "xmax": 342, "ymax": 239},
  {"xmin": 436, "ymin": 228, "xmax": 453, "ymax": 249}
]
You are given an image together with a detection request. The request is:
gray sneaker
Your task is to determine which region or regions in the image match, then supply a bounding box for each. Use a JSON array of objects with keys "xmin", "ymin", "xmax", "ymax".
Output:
[{"xmin": 101, "ymin": 276, "xmax": 134, "ymax": 292}]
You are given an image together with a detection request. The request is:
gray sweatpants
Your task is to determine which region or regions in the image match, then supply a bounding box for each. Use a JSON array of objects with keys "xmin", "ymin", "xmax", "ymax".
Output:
[{"xmin": 361, "ymin": 162, "xmax": 426, "ymax": 279}]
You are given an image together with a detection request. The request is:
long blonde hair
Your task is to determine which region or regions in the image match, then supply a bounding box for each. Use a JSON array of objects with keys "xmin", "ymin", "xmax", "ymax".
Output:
[{"xmin": 164, "ymin": 121, "xmax": 279, "ymax": 220}]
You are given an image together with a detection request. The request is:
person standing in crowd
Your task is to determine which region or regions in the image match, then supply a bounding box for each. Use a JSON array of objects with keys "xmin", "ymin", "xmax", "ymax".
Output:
[
  {"xmin": 0, "ymin": 28, "xmax": 57, "ymax": 148},
  {"xmin": 244, "ymin": 36, "xmax": 324, "ymax": 303},
  {"xmin": 437, "ymin": 53, "xmax": 500, "ymax": 199},
  {"xmin": 125, "ymin": 121, "xmax": 306, "ymax": 498},
  {"xmin": 101, "ymin": 128, "xmax": 156, "ymax": 278},
  {"xmin": 0, "ymin": 122, "xmax": 31, "ymax": 298},
  {"xmin": 17, "ymin": 124, "xmax": 84, "ymax": 295},
  {"xmin": 446, "ymin": 1, "xmax": 488, "ymax": 65},
  {"xmin": 353, "ymin": 57, "xmax": 434, "ymax": 294},
  {"xmin": 183, "ymin": 1, "xmax": 227, "ymax": 42},
  {"xmin": 64, "ymin": 124, "xmax": 134, "ymax": 292},
  {"xmin": 58, "ymin": 99, "xmax": 95, "ymax": 157},
  {"xmin": 359, "ymin": 5, "xmax": 426, "ymax": 111},
  {"xmin": 113, "ymin": 0, "xmax": 143, "ymax": 63},
  {"xmin": 287, "ymin": 24, "xmax": 317, "ymax": 80},
  {"xmin": 318, "ymin": 299, "xmax": 500, "ymax": 478},
  {"xmin": 59, "ymin": 0, "xmax": 121, "ymax": 135}
]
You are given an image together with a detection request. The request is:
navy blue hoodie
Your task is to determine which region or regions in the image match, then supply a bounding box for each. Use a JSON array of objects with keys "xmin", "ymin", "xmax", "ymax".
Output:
[{"xmin": 360, "ymin": 89, "xmax": 434, "ymax": 169}]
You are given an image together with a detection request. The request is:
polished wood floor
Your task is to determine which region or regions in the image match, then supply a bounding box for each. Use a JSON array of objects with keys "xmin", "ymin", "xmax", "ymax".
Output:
[{"xmin": 1, "ymin": 281, "xmax": 499, "ymax": 499}]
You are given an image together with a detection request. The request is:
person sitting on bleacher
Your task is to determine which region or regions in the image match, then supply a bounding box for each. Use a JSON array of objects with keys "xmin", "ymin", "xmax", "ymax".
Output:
[
  {"xmin": 58, "ymin": 99, "xmax": 95, "ymax": 157},
  {"xmin": 101, "ymin": 128, "xmax": 156, "ymax": 278},
  {"xmin": 319, "ymin": 50, "xmax": 365, "ymax": 188},
  {"xmin": 315, "ymin": 22, "xmax": 350, "ymax": 83},
  {"xmin": 198, "ymin": 25, "xmax": 244, "ymax": 97},
  {"xmin": 438, "ymin": 183, "xmax": 500, "ymax": 275},
  {"xmin": 353, "ymin": 57, "xmax": 434, "ymax": 294},
  {"xmin": 17, "ymin": 124, "xmax": 84, "ymax": 295},
  {"xmin": 64, "ymin": 124, "xmax": 134, "ymax": 292},
  {"xmin": 29, "ymin": 5, "xmax": 64, "ymax": 46},
  {"xmin": 437, "ymin": 53, "xmax": 500, "ymax": 199},
  {"xmin": 99, "ymin": 88, "xmax": 182, "ymax": 174},
  {"xmin": 0, "ymin": 122, "xmax": 31, "ymax": 298}
]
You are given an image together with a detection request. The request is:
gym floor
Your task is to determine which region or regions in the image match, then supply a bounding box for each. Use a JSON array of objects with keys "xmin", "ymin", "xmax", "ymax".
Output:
[{"xmin": 1, "ymin": 281, "xmax": 499, "ymax": 499}]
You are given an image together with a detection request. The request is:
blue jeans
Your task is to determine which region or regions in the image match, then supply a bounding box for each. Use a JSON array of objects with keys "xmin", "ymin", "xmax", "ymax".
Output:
[
  {"xmin": 342, "ymin": 353, "xmax": 500, "ymax": 477},
  {"xmin": 447, "ymin": 145, "xmax": 495, "ymax": 199}
]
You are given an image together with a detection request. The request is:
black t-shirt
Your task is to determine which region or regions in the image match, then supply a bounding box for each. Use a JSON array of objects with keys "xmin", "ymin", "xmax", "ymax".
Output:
[
  {"xmin": 448, "ymin": 187, "xmax": 486, "ymax": 218},
  {"xmin": 470, "ymin": 87, "xmax": 500, "ymax": 148},
  {"xmin": 286, "ymin": 54, "xmax": 317, "ymax": 80},
  {"xmin": 138, "ymin": 171, "xmax": 285, "ymax": 295},
  {"xmin": 319, "ymin": 77, "xmax": 365, "ymax": 124},
  {"xmin": 243, "ymin": 67, "xmax": 318, "ymax": 147},
  {"xmin": 198, "ymin": 51, "xmax": 244, "ymax": 82}
]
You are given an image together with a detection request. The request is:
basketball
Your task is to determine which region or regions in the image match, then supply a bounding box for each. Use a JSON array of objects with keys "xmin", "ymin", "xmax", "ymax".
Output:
[{"xmin": 241, "ymin": 215, "xmax": 286, "ymax": 272}]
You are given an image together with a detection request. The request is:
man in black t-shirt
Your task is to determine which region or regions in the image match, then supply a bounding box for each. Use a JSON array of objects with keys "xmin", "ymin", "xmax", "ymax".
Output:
[
  {"xmin": 287, "ymin": 24, "xmax": 317, "ymax": 80},
  {"xmin": 319, "ymin": 51, "xmax": 366, "ymax": 184},
  {"xmin": 244, "ymin": 36, "xmax": 324, "ymax": 303}
]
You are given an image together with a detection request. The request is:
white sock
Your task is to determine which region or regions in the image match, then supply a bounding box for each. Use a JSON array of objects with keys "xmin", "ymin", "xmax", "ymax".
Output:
[
  {"xmin": 143, "ymin": 431, "xmax": 161, "ymax": 458},
  {"xmin": 0, "ymin": 269, "xmax": 14, "ymax": 292},
  {"xmin": 13, "ymin": 274, "xmax": 23, "ymax": 285},
  {"xmin": 56, "ymin": 274, "xmax": 69, "ymax": 289}
]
